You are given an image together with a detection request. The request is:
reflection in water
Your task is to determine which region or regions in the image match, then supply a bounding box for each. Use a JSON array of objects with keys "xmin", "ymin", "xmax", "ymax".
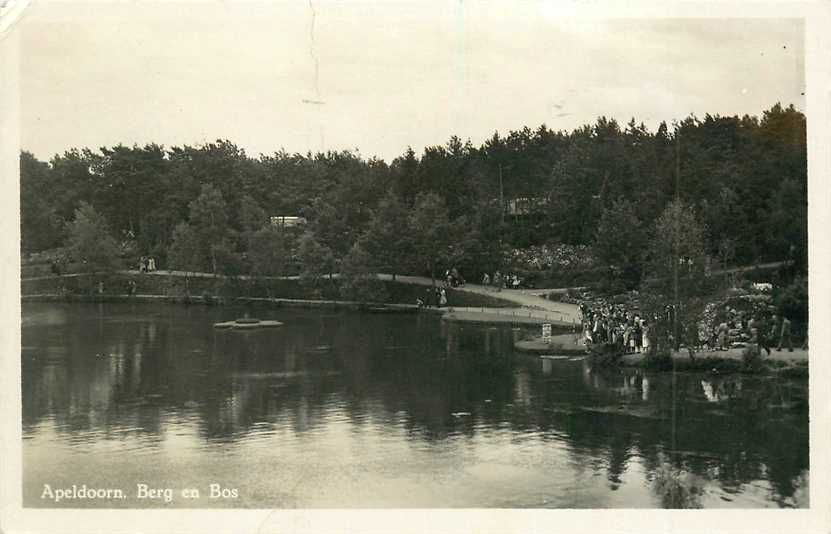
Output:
[
  {"xmin": 701, "ymin": 377, "xmax": 744, "ymax": 403},
  {"xmin": 652, "ymin": 461, "xmax": 704, "ymax": 509},
  {"xmin": 702, "ymin": 381, "xmax": 718, "ymax": 402},
  {"xmin": 513, "ymin": 369, "xmax": 532, "ymax": 406},
  {"xmin": 22, "ymin": 302, "xmax": 809, "ymax": 508}
]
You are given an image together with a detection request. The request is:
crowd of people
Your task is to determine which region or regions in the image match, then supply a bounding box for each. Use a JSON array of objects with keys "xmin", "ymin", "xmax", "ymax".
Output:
[
  {"xmin": 580, "ymin": 302, "xmax": 652, "ymax": 354},
  {"xmin": 580, "ymin": 298, "xmax": 802, "ymax": 356},
  {"xmin": 709, "ymin": 308, "xmax": 797, "ymax": 354}
]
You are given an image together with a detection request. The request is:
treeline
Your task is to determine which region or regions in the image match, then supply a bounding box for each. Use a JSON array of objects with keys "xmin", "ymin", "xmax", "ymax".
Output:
[{"xmin": 21, "ymin": 103, "xmax": 807, "ymax": 289}]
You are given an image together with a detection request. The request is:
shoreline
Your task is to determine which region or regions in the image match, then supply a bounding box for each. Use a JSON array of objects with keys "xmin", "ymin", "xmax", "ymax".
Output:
[
  {"xmin": 514, "ymin": 333, "xmax": 808, "ymax": 376},
  {"xmin": 22, "ymin": 293, "xmax": 582, "ymax": 330},
  {"xmin": 21, "ymin": 292, "xmax": 442, "ymax": 313},
  {"xmin": 21, "ymin": 271, "xmax": 582, "ymax": 327}
]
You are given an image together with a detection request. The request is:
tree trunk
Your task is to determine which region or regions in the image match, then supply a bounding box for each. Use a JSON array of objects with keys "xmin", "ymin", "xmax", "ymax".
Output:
[{"xmin": 430, "ymin": 260, "xmax": 435, "ymax": 288}]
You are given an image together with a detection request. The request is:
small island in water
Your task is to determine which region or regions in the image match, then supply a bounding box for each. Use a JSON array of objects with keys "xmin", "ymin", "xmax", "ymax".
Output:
[{"xmin": 212, "ymin": 317, "xmax": 284, "ymax": 330}]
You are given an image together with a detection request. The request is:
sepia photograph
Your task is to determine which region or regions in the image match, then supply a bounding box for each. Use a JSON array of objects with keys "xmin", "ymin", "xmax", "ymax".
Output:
[{"xmin": 2, "ymin": 0, "xmax": 831, "ymax": 532}]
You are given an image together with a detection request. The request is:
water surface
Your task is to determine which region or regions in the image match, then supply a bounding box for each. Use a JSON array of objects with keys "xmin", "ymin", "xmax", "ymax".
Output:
[{"xmin": 22, "ymin": 302, "xmax": 809, "ymax": 508}]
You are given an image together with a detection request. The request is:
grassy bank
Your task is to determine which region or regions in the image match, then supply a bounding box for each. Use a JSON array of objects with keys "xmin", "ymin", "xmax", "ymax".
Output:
[
  {"xmin": 21, "ymin": 272, "xmax": 514, "ymax": 309},
  {"xmin": 515, "ymin": 333, "xmax": 809, "ymax": 377},
  {"xmin": 624, "ymin": 348, "xmax": 808, "ymax": 377}
]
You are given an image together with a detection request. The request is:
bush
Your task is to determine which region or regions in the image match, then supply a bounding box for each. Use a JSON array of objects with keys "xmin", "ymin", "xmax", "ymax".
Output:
[{"xmin": 65, "ymin": 203, "xmax": 121, "ymax": 272}]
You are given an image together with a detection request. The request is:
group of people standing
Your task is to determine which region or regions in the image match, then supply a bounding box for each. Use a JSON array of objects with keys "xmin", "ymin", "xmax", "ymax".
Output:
[
  {"xmin": 580, "ymin": 303, "xmax": 652, "ymax": 354},
  {"xmin": 444, "ymin": 268, "xmax": 465, "ymax": 288},
  {"xmin": 417, "ymin": 286, "xmax": 448, "ymax": 308},
  {"xmin": 715, "ymin": 310, "xmax": 797, "ymax": 354},
  {"xmin": 481, "ymin": 271, "xmax": 523, "ymax": 291},
  {"xmin": 139, "ymin": 256, "xmax": 157, "ymax": 273}
]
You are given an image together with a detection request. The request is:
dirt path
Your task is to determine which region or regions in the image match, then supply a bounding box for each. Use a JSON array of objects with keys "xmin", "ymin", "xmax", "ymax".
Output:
[{"xmin": 377, "ymin": 275, "xmax": 581, "ymax": 322}]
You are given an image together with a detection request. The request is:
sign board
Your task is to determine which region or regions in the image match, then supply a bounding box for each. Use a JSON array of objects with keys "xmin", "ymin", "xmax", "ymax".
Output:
[{"xmin": 542, "ymin": 323, "xmax": 552, "ymax": 343}]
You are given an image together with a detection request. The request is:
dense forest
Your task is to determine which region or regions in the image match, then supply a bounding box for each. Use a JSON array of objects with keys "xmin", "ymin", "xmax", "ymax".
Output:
[{"xmin": 20, "ymin": 103, "xmax": 807, "ymax": 290}]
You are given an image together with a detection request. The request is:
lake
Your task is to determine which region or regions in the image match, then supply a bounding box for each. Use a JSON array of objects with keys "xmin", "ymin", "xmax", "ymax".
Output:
[{"xmin": 21, "ymin": 302, "xmax": 809, "ymax": 508}]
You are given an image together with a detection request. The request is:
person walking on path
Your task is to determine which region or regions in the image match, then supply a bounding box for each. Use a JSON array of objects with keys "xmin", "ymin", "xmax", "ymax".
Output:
[
  {"xmin": 482, "ymin": 273, "xmax": 491, "ymax": 290},
  {"xmin": 777, "ymin": 315, "xmax": 794, "ymax": 352},
  {"xmin": 754, "ymin": 314, "xmax": 772, "ymax": 355},
  {"xmin": 717, "ymin": 321, "xmax": 729, "ymax": 351},
  {"xmin": 634, "ymin": 320, "xmax": 643, "ymax": 353},
  {"xmin": 425, "ymin": 288, "xmax": 434, "ymax": 307}
]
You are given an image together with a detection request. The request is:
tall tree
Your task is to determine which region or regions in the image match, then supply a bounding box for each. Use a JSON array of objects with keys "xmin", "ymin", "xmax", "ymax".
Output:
[
  {"xmin": 640, "ymin": 200, "xmax": 712, "ymax": 349},
  {"xmin": 90, "ymin": 144, "xmax": 168, "ymax": 252},
  {"xmin": 593, "ymin": 199, "xmax": 647, "ymax": 290},
  {"xmin": 65, "ymin": 202, "xmax": 121, "ymax": 272},
  {"xmin": 188, "ymin": 184, "xmax": 232, "ymax": 273},
  {"xmin": 20, "ymin": 152, "xmax": 63, "ymax": 252},
  {"xmin": 408, "ymin": 192, "xmax": 453, "ymax": 286},
  {"xmin": 168, "ymin": 222, "xmax": 203, "ymax": 273},
  {"xmin": 168, "ymin": 184, "xmax": 233, "ymax": 274},
  {"xmin": 248, "ymin": 224, "xmax": 287, "ymax": 277},
  {"xmin": 358, "ymin": 192, "xmax": 411, "ymax": 280},
  {"xmin": 297, "ymin": 231, "xmax": 335, "ymax": 291},
  {"xmin": 339, "ymin": 242, "xmax": 389, "ymax": 303}
]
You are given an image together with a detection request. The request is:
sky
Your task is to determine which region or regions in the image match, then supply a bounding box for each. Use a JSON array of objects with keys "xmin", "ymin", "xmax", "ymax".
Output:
[{"xmin": 17, "ymin": 2, "xmax": 805, "ymax": 163}]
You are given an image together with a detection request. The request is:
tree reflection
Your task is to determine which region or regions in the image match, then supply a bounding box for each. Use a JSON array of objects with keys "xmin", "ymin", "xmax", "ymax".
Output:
[{"xmin": 652, "ymin": 462, "xmax": 704, "ymax": 508}]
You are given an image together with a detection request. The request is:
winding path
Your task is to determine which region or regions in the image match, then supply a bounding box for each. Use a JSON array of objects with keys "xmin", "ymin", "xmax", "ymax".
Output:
[{"xmin": 375, "ymin": 274, "xmax": 580, "ymax": 323}]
